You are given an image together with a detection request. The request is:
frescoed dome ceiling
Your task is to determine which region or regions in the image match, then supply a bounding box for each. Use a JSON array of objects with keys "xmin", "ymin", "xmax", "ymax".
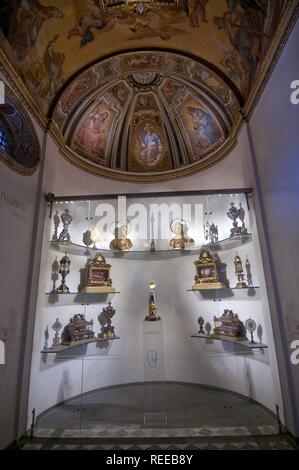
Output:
[
  {"xmin": 0, "ymin": 0, "xmax": 290, "ymax": 181},
  {"xmin": 53, "ymin": 50, "xmax": 240, "ymax": 179}
]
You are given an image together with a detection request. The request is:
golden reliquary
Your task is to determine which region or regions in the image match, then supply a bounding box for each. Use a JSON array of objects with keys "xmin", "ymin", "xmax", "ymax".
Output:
[
  {"xmin": 110, "ymin": 223, "xmax": 133, "ymax": 251},
  {"xmin": 211, "ymin": 309, "xmax": 247, "ymax": 342},
  {"xmin": 192, "ymin": 249, "xmax": 226, "ymax": 290},
  {"xmin": 169, "ymin": 219, "xmax": 194, "ymax": 250},
  {"xmin": 83, "ymin": 252, "xmax": 116, "ymax": 293},
  {"xmin": 61, "ymin": 314, "xmax": 95, "ymax": 346}
]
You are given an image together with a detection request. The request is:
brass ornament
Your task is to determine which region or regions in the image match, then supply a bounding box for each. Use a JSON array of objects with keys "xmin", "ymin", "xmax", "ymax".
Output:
[
  {"xmin": 98, "ymin": 302, "xmax": 117, "ymax": 339},
  {"xmin": 145, "ymin": 280, "xmax": 161, "ymax": 321},
  {"xmin": 57, "ymin": 253, "xmax": 71, "ymax": 293},
  {"xmin": 234, "ymin": 252, "xmax": 248, "ymax": 289}
]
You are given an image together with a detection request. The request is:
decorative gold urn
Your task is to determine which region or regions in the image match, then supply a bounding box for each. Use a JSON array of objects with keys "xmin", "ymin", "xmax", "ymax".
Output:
[
  {"xmin": 83, "ymin": 252, "xmax": 116, "ymax": 293},
  {"xmin": 192, "ymin": 249, "xmax": 226, "ymax": 290}
]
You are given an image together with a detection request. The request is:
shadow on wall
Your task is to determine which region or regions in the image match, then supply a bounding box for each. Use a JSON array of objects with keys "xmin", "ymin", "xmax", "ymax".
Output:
[
  {"xmin": 244, "ymin": 358, "xmax": 256, "ymax": 400},
  {"xmin": 57, "ymin": 369, "xmax": 73, "ymax": 404}
]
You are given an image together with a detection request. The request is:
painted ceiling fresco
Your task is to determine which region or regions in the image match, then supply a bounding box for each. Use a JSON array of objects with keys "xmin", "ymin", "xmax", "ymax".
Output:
[
  {"xmin": 0, "ymin": 1, "xmax": 288, "ymax": 180},
  {"xmin": 0, "ymin": 0, "xmax": 286, "ymax": 114},
  {"xmin": 55, "ymin": 50, "xmax": 238, "ymax": 175}
]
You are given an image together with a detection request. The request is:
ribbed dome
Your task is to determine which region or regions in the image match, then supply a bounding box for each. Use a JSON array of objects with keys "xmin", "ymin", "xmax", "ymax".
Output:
[{"xmin": 53, "ymin": 50, "xmax": 241, "ymax": 181}]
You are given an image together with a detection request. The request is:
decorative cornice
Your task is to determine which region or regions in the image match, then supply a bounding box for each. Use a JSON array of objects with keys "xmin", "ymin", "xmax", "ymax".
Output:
[
  {"xmin": 0, "ymin": 49, "xmax": 47, "ymax": 130},
  {"xmin": 243, "ymin": 0, "xmax": 299, "ymax": 121}
]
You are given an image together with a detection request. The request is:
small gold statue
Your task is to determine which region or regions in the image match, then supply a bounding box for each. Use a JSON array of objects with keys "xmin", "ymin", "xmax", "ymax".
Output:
[
  {"xmin": 170, "ymin": 219, "xmax": 194, "ymax": 250},
  {"xmin": 234, "ymin": 252, "xmax": 248, "ymax": 288},
  {"xmin": 192, "ymin": 249, "xmax": 226, "ymax": 290},
  {"xmin": 83, "ymin": 252, "xmax": 116, "ymax": 293},
  {"xmin": 110, "ymin": 223, "xmax": 133, "ymax": 251},
  {"xmin": 145, "ymin": 280, "xmax": 161, "ymax": 321}
]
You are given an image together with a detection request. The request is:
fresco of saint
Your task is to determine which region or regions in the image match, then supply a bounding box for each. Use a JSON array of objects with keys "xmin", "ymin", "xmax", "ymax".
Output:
[
  {"xmin": 139, "ymin": 123, "xmax": 163, "ymax": 165},
  {"xmin": 76, "ymin": 109, "xmax": 109, "ymax": 157},
  {"xmin": 186, "ymin": 106, "xmax": 220, "ymax": 149}
]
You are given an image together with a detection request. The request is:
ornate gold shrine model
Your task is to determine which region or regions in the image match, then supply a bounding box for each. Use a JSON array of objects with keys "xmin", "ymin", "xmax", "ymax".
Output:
[
  {"xmin": 83, "ymin": 252, "xmax": 116, "ymax": 293},
  {"xmin": 211, "ymin": 309, "xmax": 247, "ymax": 342},
  {"xmin": 192, "ymin": 249, "xmax": 225, "ymax": 290},
  {"xmin": 61, "ymin": 314, "xmax": 95, "ymax": 346},
  {"xmin": 110, "ymin": 223, "xmax": 133, "ymax": 251}
]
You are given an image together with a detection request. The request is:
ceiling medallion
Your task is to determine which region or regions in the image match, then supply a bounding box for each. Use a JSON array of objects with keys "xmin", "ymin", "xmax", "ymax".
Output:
[{"xmin": 130, "ymin": 72, "xmax": 159, "ymax": 87}]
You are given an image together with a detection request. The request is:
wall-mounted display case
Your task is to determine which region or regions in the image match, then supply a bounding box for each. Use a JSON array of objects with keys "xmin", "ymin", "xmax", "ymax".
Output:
[{"xmin": 27, "ymin": 190, "xmax": 283, "ymax": 439}]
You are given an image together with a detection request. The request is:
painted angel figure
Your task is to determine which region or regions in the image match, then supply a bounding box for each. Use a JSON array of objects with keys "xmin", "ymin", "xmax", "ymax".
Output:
[
  {"xmin": 182, "ymin": 0, "xmax": 211, "ymax": 27},
  {"xmin": 68, "ymin": 0, "xmax": 135, "ymax": 47},
  {"xmin": 0, "ymin": 0, "xmax": 64, "ymax": 61}
]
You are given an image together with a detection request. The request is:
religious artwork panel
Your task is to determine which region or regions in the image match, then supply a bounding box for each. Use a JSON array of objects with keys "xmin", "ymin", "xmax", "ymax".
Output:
[
  {"xmin": 129, "ymin": 114, "xmax": 171, "ymax": 172},
  {"xmin": 72, "ymin": 100, "xmax": 117, "ymax": 164},
  {"xmin": 0, "ymin": 1, "xmax": 288, "ymax": 115},
  {"xmin": 177, "ymin": 95, "xmax": 224, "ymax": 157},
  {"xmin": 160, "ymin": 78, "xmax": 184, "ymax": 103}
]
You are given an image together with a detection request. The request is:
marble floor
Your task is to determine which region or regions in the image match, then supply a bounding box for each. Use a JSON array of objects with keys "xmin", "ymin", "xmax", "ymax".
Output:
[
  {"xmin": 21, "ymin": 435, "xmax": 298, "ymax": 451},
  {"xmin": 33, "ymin": 383, "xmax": 280, "ymax": 439}
]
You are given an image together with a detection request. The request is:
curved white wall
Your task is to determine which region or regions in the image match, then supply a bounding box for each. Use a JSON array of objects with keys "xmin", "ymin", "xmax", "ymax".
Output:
[{"xmin": 27, "ymin": 175, "xmax": 283, "ymax": 423}]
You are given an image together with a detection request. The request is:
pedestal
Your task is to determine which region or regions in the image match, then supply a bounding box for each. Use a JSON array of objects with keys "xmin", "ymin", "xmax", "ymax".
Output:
[{"xmin": 143, "ymin": 320, "xmax": 164, "ymax": 382}]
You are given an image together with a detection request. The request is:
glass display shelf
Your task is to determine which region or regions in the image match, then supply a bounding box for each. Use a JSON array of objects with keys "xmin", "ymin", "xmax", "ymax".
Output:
[
  {"xmin": 49, "ymin": 234, "xmax": 252, "ymax": 259},
  {"xmin": 191, "ymin": 334, "xmax": 268, "ymax": 349},
  {"xmin": 45, "ymin": 291, "xmax": 120, "ymax": 305},
  {"xmin": 41, "ymin": 336, "xmax": 120, "ymax": 354},
  {"xmin": 188, "ymin": 287, "xmax": 260, "ymax": 300}
]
